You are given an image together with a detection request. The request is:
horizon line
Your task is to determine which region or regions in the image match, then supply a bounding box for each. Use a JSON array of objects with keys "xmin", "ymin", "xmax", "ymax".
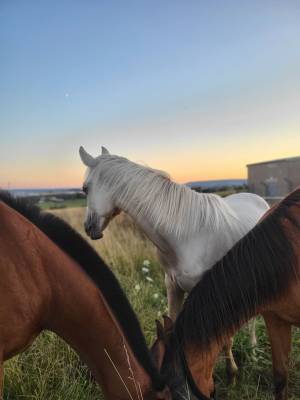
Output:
[{"xmin": 3, "ymin": 177, "xmax": 248, "ymax": 191}]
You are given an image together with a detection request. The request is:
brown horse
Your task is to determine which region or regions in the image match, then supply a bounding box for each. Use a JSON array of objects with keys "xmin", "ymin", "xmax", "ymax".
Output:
[
  {"xmin": 0, "ymin": 191, "xmax": 171, "ymax": 400},
  {"xmin": 151, "ymin": 188, "xmax": 300, "ymax": 400}
]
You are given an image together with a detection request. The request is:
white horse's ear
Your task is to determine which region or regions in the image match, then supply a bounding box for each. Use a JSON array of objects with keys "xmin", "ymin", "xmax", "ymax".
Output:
[
  {"xmin": 79, "ymin": 146, "xmax": 97, "ymax": 167},
  {"xmin": 101, "ymin": 146, "xmax": 110, "ymax": 155}
]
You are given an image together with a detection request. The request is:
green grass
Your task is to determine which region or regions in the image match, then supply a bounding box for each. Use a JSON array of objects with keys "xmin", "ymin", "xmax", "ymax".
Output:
[
  {"xmin": 4, "ymin": 333, "xmax": 101, "ymax": 400},
  {"xmin": 39, "ymin": 198, "xmax": 86, "ymax": 210},
  {"xmin": 3, "ymin": 207, "xmax": 300, "ymax": 399}
]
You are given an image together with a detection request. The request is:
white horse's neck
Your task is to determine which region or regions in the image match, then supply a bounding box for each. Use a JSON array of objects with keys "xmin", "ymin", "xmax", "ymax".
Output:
[{"xmin": 99, "ymin": 155, "xmax": 239, "ymax": 239}]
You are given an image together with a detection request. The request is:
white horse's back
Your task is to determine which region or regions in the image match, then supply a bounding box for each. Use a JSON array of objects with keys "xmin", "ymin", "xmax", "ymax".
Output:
[{"xmin": 224, "ymin": 193, "xmax": 269, "ymax": 231}]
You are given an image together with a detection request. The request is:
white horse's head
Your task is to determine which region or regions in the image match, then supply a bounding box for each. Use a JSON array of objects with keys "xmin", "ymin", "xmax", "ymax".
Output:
[{"xmin": 79, "ymin": 146, "xmax": 119, "ymax": 240}]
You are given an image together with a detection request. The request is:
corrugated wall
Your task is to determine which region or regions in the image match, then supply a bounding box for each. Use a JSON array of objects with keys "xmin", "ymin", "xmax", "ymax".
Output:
[{"xmin": 247, "ymin": 158, "xmax": 300, "ymax": 199}]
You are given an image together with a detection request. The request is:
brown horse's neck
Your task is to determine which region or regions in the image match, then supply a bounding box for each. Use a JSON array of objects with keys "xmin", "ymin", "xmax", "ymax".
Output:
[
  {"xmin": 184, "ymin": 319, "xmax": 257, "ymax": 397},
  {"xmin": 184, "ymin": 341, "xmax": 221, "ymax": 398},
  {"xmin": 38, "ymin": 237, "xmax": 153, "ymax": 400}
]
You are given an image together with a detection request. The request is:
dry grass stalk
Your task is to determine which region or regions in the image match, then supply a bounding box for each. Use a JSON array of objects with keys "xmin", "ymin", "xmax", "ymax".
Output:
[
  {"xmin": 123, "ymin": 342, "xmax": 143, "ymax": 400},
  {"xmin": 104, "ymin": 348, "xmax": 134, "ymax": 400}
]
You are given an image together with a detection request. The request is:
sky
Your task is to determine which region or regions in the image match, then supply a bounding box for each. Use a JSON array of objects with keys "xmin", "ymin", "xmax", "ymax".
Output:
[{"xmin": 1, "ymin": 1, "xmax": 300, "ymax": 188}]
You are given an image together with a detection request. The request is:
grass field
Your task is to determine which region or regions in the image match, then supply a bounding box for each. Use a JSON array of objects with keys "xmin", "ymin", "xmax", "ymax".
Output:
[{"xmin": 3, "ymin": 207, "xmax": 300, "ymax": 399}]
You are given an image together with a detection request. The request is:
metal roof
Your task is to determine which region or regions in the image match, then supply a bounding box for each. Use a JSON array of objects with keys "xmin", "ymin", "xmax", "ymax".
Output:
[{"xmin": 247, "ymin": 156, "xmax": 300, "ymax": 168}]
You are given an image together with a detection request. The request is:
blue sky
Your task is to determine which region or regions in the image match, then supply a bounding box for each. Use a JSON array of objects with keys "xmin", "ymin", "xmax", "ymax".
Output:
[{"xmin": 1, "ymin": 1, "xmax": 300, "ymax": 188}]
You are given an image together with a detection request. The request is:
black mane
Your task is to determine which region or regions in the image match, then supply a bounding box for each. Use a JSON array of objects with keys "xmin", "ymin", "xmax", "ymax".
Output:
[
  {"xmin": 175, "ymin": 189, "xmax": 300, "ymax": 349},
  {"xmin": 0, "ymin": 191, "xmax": 165, "ymax": 391}
]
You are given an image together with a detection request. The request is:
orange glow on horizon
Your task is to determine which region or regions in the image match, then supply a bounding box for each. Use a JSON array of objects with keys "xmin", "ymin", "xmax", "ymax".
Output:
[
  {"xmin": 1, "ymin": 130, "xmax": 299, "ymax": 189},
  {"xmin": 1, "ymin": 164, "xmax": 246, "ymax": 189}
]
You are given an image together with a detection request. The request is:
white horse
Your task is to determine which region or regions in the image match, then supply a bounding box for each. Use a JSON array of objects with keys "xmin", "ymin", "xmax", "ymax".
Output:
[{"xmin": 79, "ymin": 146, "xmax": 270, "ymax": 379}]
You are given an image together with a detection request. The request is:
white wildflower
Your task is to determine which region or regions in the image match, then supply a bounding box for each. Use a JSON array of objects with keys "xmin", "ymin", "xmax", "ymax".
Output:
[
  {"xmin": 135, "ymin": 284, "xmax": 141, "ymax": 292},
  {"xmin": 143, "ymin": 260, "xmax": 151, "ymax": 267},
  {"xmin": 153, "ymin": 293, "xmax": 159, "ymax": 299},
  {"xmin": 146, "ymin": 276, "xmax": 153, "ymax": 283},
  {"xmin": 142, "ymin": 267, "xmax": 149, "ymax": 274},
  {"xmin": 157, "ymin": 311, "xmax": 162, "ymax": 317}
]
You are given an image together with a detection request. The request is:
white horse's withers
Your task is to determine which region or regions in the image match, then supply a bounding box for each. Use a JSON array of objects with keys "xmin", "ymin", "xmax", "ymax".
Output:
[{"xmin": 79, "ymin": 146, "xmax": 269, "ymax": 377}]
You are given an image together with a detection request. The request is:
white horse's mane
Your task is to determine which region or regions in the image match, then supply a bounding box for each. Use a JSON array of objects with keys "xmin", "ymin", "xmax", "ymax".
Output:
[{"xmin": 94, "ymin": 154, "xmax": 240, "ymax": 238}]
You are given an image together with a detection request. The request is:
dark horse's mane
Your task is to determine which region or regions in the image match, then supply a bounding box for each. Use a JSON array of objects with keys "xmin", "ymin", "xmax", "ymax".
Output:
[
  {"xmin": 0, "ymin": 190, "xmax": 165, "ymax": 391},
  {"xmin": 175, "ymin": 188, "xmax": 300, "ymax": 349}
]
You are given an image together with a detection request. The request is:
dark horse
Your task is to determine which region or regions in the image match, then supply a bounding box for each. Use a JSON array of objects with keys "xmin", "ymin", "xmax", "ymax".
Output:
[
  {"xmin": 0, "ymin": 191, "xmax": 171, "ymax": 400},
  {"xmin": 151, "ymin": 188, "xmax": 300, "ymax": 400}
]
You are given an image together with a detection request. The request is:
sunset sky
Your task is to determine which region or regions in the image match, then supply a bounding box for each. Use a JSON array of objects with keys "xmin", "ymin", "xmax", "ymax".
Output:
[{"xmin": 1, "ymin": 1, "xmax": 300, "ymax": 188}]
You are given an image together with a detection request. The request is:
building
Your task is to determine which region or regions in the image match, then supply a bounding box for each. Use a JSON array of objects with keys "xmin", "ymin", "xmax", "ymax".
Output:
[{"xmin": 247, "ymin": 156, "xmax": 300, "ymax": 200}]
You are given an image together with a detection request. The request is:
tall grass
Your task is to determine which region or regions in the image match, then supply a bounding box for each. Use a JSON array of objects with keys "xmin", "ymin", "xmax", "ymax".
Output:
[{"xmin": 3, "ymin": 208, "xmax": 300, "ymax": 399}]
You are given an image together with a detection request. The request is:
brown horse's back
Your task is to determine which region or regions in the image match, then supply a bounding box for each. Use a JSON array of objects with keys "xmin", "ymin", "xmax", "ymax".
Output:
[{"xmin": 0, "ymin": 202, "xmax": 50, "ymax": 360}]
